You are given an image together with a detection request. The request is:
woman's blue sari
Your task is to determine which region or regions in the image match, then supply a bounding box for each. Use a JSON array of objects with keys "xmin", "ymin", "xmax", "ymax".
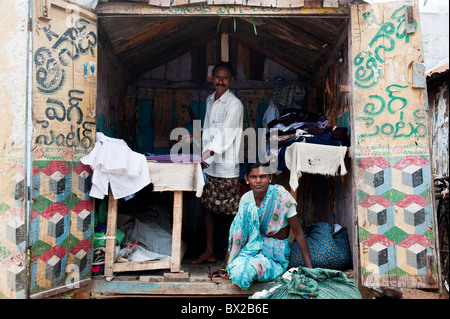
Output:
[{"xmin": 226, "ymin": 184, "xmax": 296, "ymax": 290}]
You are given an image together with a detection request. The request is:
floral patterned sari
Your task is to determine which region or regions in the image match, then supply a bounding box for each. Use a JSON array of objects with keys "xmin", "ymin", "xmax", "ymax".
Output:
[{"xmin": 226, "ymin": 184, "xmax": 296, "ymax": 290}]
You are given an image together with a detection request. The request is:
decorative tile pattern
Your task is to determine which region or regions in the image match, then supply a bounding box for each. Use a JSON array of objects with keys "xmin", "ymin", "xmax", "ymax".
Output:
[
  {"xmin": 28, "ymin": 161, "xmax": 94, "ymax": 294},
  {"xmin": 357, "ymin": 156, "xmax": 436, "ymax": 281},
  {"xmin": 0, "ymin": 2, "xmax": 97, "ymax": 298},
  {"xmin": 350, "ymin": 2, "xmax": 438, "ymax": 288}
]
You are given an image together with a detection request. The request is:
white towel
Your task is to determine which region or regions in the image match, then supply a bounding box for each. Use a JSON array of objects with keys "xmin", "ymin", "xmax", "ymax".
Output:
[
  {"xmin": 147, "ymin": 162, "xmax": 205, "ymax": 197},
  {"xmin": 81, "ymin": 132, "xmax": 151, "ymax": 199},
  {"xmin": 285, "ymin": 142, "xmax": 347, "ymax": 191}
]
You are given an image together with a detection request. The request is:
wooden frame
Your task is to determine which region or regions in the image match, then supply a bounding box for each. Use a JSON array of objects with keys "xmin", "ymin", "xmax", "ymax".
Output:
[{"xmin": 104, "ymin": 189, "xmax": 185, "ymax": 277}]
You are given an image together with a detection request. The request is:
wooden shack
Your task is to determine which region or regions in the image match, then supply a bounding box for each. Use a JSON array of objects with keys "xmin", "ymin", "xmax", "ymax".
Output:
[{"xmin": 0, "ymin": 0, "xmax": 442, "ymax": 299}]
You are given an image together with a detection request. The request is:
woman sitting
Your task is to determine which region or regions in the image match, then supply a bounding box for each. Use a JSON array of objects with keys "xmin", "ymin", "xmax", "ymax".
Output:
[{"xmin": 208, "ymin": 161, "xmax": 313, "ymax": 290}]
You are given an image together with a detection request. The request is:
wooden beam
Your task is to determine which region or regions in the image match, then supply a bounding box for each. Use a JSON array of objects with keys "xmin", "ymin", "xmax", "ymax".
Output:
[
  {"xmin": 230, "ymin": 27, "xmax": 312, "ymax": 78},
  {"xmin": 112, "ymin": 17, "xmax": 184, "ymax": 55},
  {"xmin": 29, "ymin": 279, "xmax": 91, "ymax": 299},
  {"xmin": 128, "ymin": 28, "xmax": 218, "ymax": 76},
  {"xmin": 90, "ymin": 277, "xmax": 275, "ymax": 296},
  {"xmin": 135, "ymin": 78, "xmax": 302, "ymax": 89},
  {"xmin": 96, "ymin": 2, "xmax": 349, "ymax": 17},
  {"xmin": 113, "ymin": 260, "xmax": 171, "ymax": 272},
  {"xmin": 313, "ymin": 18, "xmax": 348, "ymax": 82},
  {"xmin": 237, "ymin": 41, "xmax": 251, "ymax": 80},
  {"xmin": 112, "ymin": 17, "xmax": 186, "ymax": 55},
  {"xmin": 265, "ymin": 17, "xmax": 325, "ymax": 50}
]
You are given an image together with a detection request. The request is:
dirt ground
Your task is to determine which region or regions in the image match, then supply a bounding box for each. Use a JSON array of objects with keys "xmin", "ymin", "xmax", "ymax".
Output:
[{"xmin": 402, "ymin": 287, "xmax": 449, "ymax": 299}]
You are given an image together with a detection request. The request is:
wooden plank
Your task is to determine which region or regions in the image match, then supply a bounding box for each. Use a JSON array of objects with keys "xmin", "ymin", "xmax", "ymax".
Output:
[
  {"xmin": 96, "ymin": 2, "xmax": 349, "ymax": 16},
  {"xmin": 221, "ymin": 33, "xmax": 229, "ymax": 62},
  {"xmin": 126, "ymin": 19, "xmax": 219, "ymax": 76},
  {"xmin": 265, "ymin": 17, "xmax": 325, "ymax": 51},
  {"xmin": 104, "ymin": 190, "xmax": 118, "ymax": 277},
  {"xmin": 164, "ymin": 272, "xmax": 189, "ymax": 282},
  {"xmin": 304, "ymin": 0, "xmax": 322, "ymax": 8},
  {"xmin": 220, "ymin": 17, "xmax": 230, "ymax": 62},
  {"xmin": 113, "ymin": 260, "xmax": 171, "ymax": 272},
  {"xmin": 51, "ymin": 0, "xmax": 97, "ymax": 20},
  {"xmin": 91, "ymin": 278, "xmax": 275, "ymax": 296},
  {"xmin": 323, "ymin": 0, "xmax": 339, "ymax": 8},
  {"xmin": 190, "ymin": 45, "xmax": 206, "ymax": 81},
  {"xmin": 113, "ymin": 17, "xmax": 184, "ymax": 55},
  {"xmin": 139, "ymin": 275, "xmax": 164, "ymax": 282},
  {"xmin": 153, "ymin": 89, "xmax": 174, "ymax": 148},
  {"xmin": 277, "ymin": 0, "xmax": 305, "ymax": 8},
  {"xmin": 231, "ymin": 30, "xmax": 311, "ymax": 77},
  {"xmin": 236, "ymin": 41, "xmax": 251, "ymax": 81},
  {"xmin": 148, "ymin": 0, "xmax": 171, "ymax": 6},
  {"xmin": 289, "ymin": 187, "xmax": 297, "ymax": 243},
  {"xmin": 29, "ymin": 278, "xmax": 91, "ymax": 299},
  {"xmin": 171, "ymin": 191, "xmax": 183, "ymax": 272},
  {"xmin": 135, "ymin": 78, "xmax": 301, "ymax": 89},
  {"xmin": 189, "ymin": 264, "xmax": 212, "ymax": 282}
]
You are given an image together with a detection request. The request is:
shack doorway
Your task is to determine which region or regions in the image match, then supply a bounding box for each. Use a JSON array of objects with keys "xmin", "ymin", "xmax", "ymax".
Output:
[
  {"xmin": 92, "ymin": 6, "xmax": 356, "ymax": 296},
  {"xmin": 22, "ymin": 0, "xmax": 439, "ymax": 299}
]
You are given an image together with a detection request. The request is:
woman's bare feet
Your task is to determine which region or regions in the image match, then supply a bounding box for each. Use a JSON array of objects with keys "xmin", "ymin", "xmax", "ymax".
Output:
[{"xmin": 190, "ymin": 252, "xmax": 216, "ymax": 264}]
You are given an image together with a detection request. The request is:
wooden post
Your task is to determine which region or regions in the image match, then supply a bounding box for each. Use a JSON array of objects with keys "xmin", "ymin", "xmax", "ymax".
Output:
[
  {"xmin": 104, "ymin": 189, "xmax": 118, "ymax": 277},
  {"xmin": 289, "ymin": 187, "xmax": 298, "ymax": 243},
  {"xmin": 220, "ymin": 18, "xmax": 230, "ymax": 62},
  {"xmin": 171, "ymin": 191, "xmax": 183, "ymax": 272}
]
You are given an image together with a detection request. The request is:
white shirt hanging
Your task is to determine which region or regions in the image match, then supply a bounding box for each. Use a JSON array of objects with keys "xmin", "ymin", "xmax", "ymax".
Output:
[{"xmin": 81, "ymin": 132, "xmax": 151, "ymax": 199}]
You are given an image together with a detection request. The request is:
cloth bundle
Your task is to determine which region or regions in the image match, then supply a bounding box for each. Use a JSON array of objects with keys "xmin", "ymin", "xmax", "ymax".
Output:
[
  {"xmin": 250, "ymin": 267, "xmax": 362, "ymax": 299},
  {"xmin": 289, "ymin": 222, "xmax": 352, "ymax": 270}
]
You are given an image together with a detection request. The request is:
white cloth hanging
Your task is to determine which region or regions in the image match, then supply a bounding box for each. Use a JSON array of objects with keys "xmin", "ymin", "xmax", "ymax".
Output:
[
  {"xmin": 81, "ymin": 132, "xmax": 151, "ymax": 199},
  {"xmin": 285, "ymin": 142, "xmax": 347, "ymax": 191}
]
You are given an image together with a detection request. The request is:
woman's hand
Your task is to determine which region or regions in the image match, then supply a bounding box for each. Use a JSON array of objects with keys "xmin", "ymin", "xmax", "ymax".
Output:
[{"xmin": 208, "ymin": 267, "xmax": 229, "ymax": 279}]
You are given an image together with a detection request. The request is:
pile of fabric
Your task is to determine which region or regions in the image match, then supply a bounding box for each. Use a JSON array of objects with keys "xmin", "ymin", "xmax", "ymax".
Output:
[
  {"xmin": 116, "ymin": 204, "xmax": 174, "ymax": 262},
  {"xmin": 250, "ymin": 267, "xmax": 362, "ymax": 299},
  {"xmin": 262, "ymin": 106, "xmax": 349, "ymax": 172}
]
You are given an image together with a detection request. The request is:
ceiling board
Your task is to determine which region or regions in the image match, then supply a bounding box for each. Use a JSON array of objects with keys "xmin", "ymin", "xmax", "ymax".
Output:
[{"xmin": 99, "ymin": 14, "xmax": 347, "ymax": 79}]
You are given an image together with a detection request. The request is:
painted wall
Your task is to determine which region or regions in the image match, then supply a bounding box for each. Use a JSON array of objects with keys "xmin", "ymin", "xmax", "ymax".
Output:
[
  {"xmin": 351, "ymin": 1, "xmax": 438, "ymax": 288},
  {"xmin": 0, "ymin": 0, "xmax": 29, "ymax": 299},
  {"xmin": 427, "ymin": 73, "xmax": 449, "ymax": 177},
  {"xmin": 28, "ymin": 1, "xmax": 97, "ymax": 296},
  {"xmin": 419, "ymin": 0, "xmax": 449, "ymax": 72}
]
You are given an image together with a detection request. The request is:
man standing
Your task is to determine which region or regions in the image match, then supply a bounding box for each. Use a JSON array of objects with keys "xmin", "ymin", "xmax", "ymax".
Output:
[{"xmin": 192, "ymin": 61, "xmax": 244, "ymax": 264}]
